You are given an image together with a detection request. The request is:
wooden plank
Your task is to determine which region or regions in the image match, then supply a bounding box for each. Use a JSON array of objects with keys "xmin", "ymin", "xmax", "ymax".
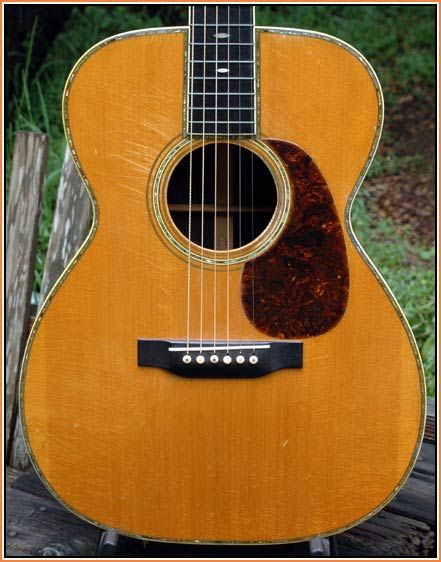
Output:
[
  {"xmin": 5, "ymin": 485, "xmax": 100, "ymax": 556},
  {"xmin": 10, "ymin": 467, "xmax": 54, "ymax": 501},
  {"xmin": 10, "ymin": 148, "xmax": 91, "ymax": 470},
  {"xmin": 338, "ymin": 510, "xmax": 434, "ymax": 557},
  {"xmin": 424, "ymin": 397, "xmax": 435, "ymax": 443},
  {"xmin": 6, "ymin": 467, "xmax": 24, "ymax": 487},
  {"xmin": 5, "ymin": 132, "xmax": 48, "ymax": 458}
]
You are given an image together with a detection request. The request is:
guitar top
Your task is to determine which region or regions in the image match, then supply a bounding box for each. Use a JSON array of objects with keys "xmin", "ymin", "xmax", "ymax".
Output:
[{"xmin": 20, "ymin": 5, "xmax": 425, "ymax": 543}]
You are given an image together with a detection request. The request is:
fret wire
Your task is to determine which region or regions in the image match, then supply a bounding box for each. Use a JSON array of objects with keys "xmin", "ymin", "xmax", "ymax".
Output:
[
  {"xmin": 189, "ymin": 107, "xmax": 254, "ymax": 110},
  {"xmin": 190, "ymin": 93, "xmax": 256, "ymax": 96},
  {"xmin": 190, "ymin": 42, "xmax": 254, "ymax": 46},
  {"xmin": 190, "ymin": 121, "xmax": 255, "ymax": 124},
  {"xmin": 190, "ymin": 60, "xmax": 254, "ymax": 63},
  {"xmin": 192, "ymin": 23, "xmax": 252, "ymax": 27},
  {"xmin": 190, "ymin": 77, "xmax": 254, "ymax": 80}
]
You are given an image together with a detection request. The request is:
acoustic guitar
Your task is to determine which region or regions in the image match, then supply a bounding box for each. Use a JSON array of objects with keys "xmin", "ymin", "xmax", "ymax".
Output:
[{"xmin": 20, "ymin": 6, "xmax": 425, "ymax": 543}]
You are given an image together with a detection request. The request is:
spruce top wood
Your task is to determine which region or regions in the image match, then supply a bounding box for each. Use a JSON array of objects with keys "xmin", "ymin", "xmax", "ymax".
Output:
[{"xmin": 20, "ymin": 6, "xmax": 424, "ymax": 544}]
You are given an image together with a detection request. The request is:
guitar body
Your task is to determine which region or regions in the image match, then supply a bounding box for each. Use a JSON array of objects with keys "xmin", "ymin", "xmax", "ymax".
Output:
[{"xmin": 20, "ymin": 27, "xmax": 424, "ymax": 543}]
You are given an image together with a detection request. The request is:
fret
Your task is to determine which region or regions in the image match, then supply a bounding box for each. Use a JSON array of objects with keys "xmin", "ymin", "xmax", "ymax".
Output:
[
  {"xmin": 189, "ymin": 127, "xmax": 256, "ymax": 137},
  {"xmin": 190, "ymin": 62, "xmax": 254, "ymax": 79},
  {"xmin": 193, "ymin": 6, "xmax": 253, "ymax": 25},
  {"xmin": 189, "ymin": 60, "xmax": 254, "ymax": 64},
  {"xmin": 189, "ymin": 42, "xmax": 254, "ymax": 46},
  {"xmin": 189, "ymin": 63, "xmax": 255, "ymax": 80},
  {"xmin": 190, "ymin": 93, "xmax": 256, "ymax": 96},
  {"xmin": 193, "ymin": 45, "xmax": 253, "ymax": 60},
  {"xmin": 188, "ymin": 107, "xmax": 252, "ymax": 111},
  {"xmin": 190, "ymin": 77, "xmax": 255, "ymax": 81},
  {"xmin": 190, "ymin": 121, "xmax": 255, "ymax": 124},
  {"xmin": 192, "ymin": 23, "xmax": 253, "ymax": 27},
  {"xmin": 188, "ymin": 106, "xmax": 255, "ymax": 123},
  {"xmin": 191, "ymin": 81, "xmax": 254, "ymax": 95},
  {"xmin": 193, "ymin": 26, "xmax": 253, "ymax": 44}
]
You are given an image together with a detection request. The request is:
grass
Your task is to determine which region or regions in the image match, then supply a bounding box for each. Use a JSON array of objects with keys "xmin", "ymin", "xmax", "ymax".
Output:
[
  {"xmin": 6, "ymin": 5, "xmax": 435, "ymax": 394},
  {"xmin": 351, "ymin": 198, "xmax": 435, "ymax": 396}
]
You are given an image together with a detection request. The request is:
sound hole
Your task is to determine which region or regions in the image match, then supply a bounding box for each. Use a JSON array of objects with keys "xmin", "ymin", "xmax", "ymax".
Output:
[{"xmin": 167, "ymin": 143, "xmax": 277, "ymax": 250}]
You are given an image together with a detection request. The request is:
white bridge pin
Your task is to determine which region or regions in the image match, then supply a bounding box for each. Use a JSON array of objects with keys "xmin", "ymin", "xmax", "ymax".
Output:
[
  {"xmin": 210, "ymin": 354, "xmax": 219, "ymax": 364},
  {"xmin": 249, "ymin": 355, "xmax": 258, "ymax": 365},
  {"xmin": 223, "ymin": 355, "xmax": 232, "ymax": 365},
  {"xmin": 196, "ymin": 355, "xmax": 205, "ymax": 365},
  {"xmin": 236, "ymin": 355, "xmax": 245, "ymax": 364},
  {"xmin": 182, "ymin": 354, "xmax": 192, "ymax": 364}
]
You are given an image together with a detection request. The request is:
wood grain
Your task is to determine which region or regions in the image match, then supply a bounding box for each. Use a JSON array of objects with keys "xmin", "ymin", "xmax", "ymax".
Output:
[
  {"xmin": 6, "ymin": 132, "xmax": 48, "ymax": 457},
  {"xmin": 21, "ymin": 29, "xmax": 424, "ymax": 542},
  {"xmin": 10, "ymin": 148, "xmax": 91, "ymax": 470},
  {"xmin": 6, "ymin": 473, "xmax": 100, "ymax": 557}
]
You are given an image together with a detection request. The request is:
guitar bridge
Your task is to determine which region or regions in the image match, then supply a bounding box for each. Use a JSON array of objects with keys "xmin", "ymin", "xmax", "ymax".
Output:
[{"xmin": 137, "ymin": 340, "xmax": 303, "ymax": 378}]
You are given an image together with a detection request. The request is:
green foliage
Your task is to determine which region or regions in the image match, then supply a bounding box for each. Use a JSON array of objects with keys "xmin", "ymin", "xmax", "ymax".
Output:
[
  {"xmin": 367, "ymin": 153, "xmax": 424, "ymax": 179},
  {"xmin": 7, "ymin": 5, "xmax": 435, "ymax": 393},
  {"xmin": 351, "ymin": 198, "xmax": 435, "ymax": 395}
]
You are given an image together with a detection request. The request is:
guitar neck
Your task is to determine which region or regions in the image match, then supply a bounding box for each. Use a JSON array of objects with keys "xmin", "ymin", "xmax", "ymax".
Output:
[{"xmin": 187, "ymin": 5, "xmax": 256, "ymax": 137}]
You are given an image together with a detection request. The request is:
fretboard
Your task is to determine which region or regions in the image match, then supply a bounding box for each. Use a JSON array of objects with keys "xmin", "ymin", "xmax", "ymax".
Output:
[{"xmin": 187, "ymin": 5, "xmax": 256, "ymax": 137}]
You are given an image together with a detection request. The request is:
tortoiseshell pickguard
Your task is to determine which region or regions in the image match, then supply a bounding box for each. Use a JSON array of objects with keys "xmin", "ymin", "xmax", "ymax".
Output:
[{"xmin": 242, "ymin": 140, "xmax": 349, "ymax": 339}]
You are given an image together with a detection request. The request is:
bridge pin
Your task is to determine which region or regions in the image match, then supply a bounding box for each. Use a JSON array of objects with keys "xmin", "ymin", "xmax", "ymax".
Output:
[
  {"xmin": 210, "ymin": 354, "xmax": 219, "ymax": 364},
  {"xmin": 249, "ymin": 355, "xmax": 258, "ymax": 365},
  {"xmin": 223, "ymin": 355, "xmax": 232, "ymax": 365},
  {"xmin": 182, "ymin": 354, "xmax": 192, "ymax": 364},
  {"xmin": 236, "ymin": 355, "xmax": 245, "ymax": 364},
  {"xmin": 196, "ymin": 355, "xmax": 205, "ymax": 364}
]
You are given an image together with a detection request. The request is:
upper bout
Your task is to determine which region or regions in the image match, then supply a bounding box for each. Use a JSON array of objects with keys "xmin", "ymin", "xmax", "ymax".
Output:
[
  {"xmin": 257, "ymin": 27, "xmax": 382, "ymax": 210},
  {"xmin": 64, "ymin": 27, "xmax": 187, "ymax": 201}
]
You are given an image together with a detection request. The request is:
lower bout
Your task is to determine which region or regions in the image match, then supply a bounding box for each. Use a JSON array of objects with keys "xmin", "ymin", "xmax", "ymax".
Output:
[{"xmin": 23, "ymin": 361, "xmax": 423, "ymax": 543}]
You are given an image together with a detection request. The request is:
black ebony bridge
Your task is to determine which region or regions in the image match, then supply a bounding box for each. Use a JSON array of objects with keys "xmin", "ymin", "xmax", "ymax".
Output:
[{"xmin": 137, "ymin": 340, "xmax": 303, "ymax": 378}]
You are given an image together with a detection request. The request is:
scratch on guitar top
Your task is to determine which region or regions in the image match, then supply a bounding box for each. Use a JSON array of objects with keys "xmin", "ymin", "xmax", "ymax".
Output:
[
  {"xmin": 282, "ymin": 439, "xmax": 289, "ymax": 447},
  {"xmin": 102, "ymin": 152, "xmax": 149, "ymax": 173},
  {"xmin": 125, "ymin": 140, "xmax": 150, "ymax": 154},
  {"xmin": 116, "ymin": 183, "xmax": 145, "ymax": 196},
  {"xmin": 309, "ymin": 354, "xmax": 330, "ymax": 362},
  {"xmin": 158, "ymin": 286, "xmax": 172, "ymax": 298},
  {"xmin": 144, "ymin": 259, "xmax": 168, "ymax": 272}
]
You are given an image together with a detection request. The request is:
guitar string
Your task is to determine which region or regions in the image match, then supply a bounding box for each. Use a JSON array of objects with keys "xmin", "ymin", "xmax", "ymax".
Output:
[
  {"xmin": 199, "ymin": 5, "xmax": 207, "ymax": 355},
  {"xmin": 251, "ymin": 7, "xmax": 256, "ymax": 355},
  {"xmin": 226, "ymin": 4, "xmax": 231, "ymax": 357},
  {"xmin": 186, "ymin": 6, "xmax": 195, "ymax": 356},
  {"xmin": 212, "ymin": 5, "xmax": 218, "ymax": 358},
  {"xmin": 238, "ymin": 6, "xmax": 243, "ymax": 356}
]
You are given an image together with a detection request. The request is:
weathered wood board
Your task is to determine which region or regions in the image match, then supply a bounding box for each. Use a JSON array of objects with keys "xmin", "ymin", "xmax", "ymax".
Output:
[
  {"xmin": 6, "ymin": 472, "xmax": 100, "ymax": 557},
  {"xmin": 5, "ymin": 132, "xmax": 48, "ymax": 457}
]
